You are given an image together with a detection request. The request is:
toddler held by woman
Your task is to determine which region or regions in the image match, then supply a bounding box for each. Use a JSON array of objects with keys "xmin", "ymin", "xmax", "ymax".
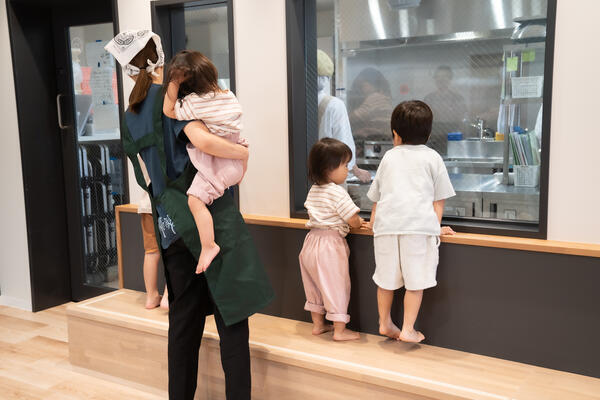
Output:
[{"xmin": 163, "ymin": 51, "xmax": 247, "ymax": 273}]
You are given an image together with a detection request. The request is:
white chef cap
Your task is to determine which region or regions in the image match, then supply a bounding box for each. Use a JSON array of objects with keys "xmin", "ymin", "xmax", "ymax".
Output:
[
  {"xmin": 105, "ymin": 30, "xmax": 165, "ymax": 77},
  {"xmin": 317, "ymin": 49, "xmax": 334, "ymax": 77}
]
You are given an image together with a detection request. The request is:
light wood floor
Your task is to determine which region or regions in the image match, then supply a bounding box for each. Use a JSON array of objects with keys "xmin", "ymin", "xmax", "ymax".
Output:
[
  {"xmin": 4, "ymin": 294, "xmax": 600, "ymax": 400},
  {"xmin": 68, "ymin": 290, "xmax": 600, "ymax": 400},
  {"xmin": 0, "ymin": 303, "xmax": 167, "ymax": 399}
]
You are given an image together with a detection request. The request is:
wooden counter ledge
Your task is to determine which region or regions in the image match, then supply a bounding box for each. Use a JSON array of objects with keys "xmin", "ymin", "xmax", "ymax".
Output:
[
  {"xmin": 116, "ymin": 205, "xmax": 600, "ymax": 258},
  {"xmin": 243, "ymin": 214, "xmax": 600, "ymax": 258}
]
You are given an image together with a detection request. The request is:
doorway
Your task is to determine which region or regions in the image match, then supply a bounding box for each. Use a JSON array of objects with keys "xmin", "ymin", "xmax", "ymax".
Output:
[{"xmin": 6, "ymin": 0, "xmax": 126, "ymax": 310}]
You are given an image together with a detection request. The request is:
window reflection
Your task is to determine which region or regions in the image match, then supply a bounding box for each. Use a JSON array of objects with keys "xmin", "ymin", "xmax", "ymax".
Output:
[{"xmin": 314, "ymin": 0, "xmax": 548, "ymax": 225}]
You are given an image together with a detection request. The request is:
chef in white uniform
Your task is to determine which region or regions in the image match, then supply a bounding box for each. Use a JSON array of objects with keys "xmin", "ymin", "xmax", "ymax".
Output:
[{"xmin": 317, "ymin": 49, "xmax": 371, "ymax": 183}]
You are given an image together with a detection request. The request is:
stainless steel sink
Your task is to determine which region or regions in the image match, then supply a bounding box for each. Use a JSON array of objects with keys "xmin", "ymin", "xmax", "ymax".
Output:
[
  {"xmin": 445, "ymin": 140, "xmax": 507, "ymax": 174},
  {"xmin": 446, "ymin": 139, "xmax": 504, "ymax": 159}
]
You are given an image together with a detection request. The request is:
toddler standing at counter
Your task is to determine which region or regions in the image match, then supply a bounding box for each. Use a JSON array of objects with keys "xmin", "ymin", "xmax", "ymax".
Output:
[
  {"xmin": 368, "ymin": 101, "xmax": 455, "ymax": 343},
  {"xmin": 299, "ymin": 138, "xmax": 366, "ymax": 341}
]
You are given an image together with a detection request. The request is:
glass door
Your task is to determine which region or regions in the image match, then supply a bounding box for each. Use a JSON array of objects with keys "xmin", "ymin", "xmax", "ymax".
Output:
[
  {"xmin": 53, "ymin": 12, "xmax": 126, "ymax": 300},
  {"xmin": 68, "ymin": 24, "xmax": 123, "ymax": 290}
]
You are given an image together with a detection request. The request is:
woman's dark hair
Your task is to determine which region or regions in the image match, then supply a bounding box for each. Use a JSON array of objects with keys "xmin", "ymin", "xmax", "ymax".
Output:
[
  {"xmin": 165, "ymin": 50, "xmax": 220, "ymax": 98},
  {"xmin": 308, "ymin": 138, "xmax": 352, "ymax": 185},
  {"xmin": 391, "ymin": 100, "xmax": 433, "ymax": 145},
  {"xmin": 352, "ymin": 67, "xmax": 392, "ymax": 98},
  {"xmin": 128, "ymin": 40, "xmax": 158, "ymax": 114}
]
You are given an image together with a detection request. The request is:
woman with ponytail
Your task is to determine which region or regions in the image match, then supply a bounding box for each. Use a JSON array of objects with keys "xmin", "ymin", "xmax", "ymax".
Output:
[{"xmin": 106, "ymin": 30, "xmax": 273, "ymax": 400}]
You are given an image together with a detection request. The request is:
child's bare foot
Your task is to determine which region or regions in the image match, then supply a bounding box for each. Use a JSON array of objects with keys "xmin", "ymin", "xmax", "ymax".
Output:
[
  {"xmin": 159, "ymin": 295, "xmax": 169, "ymax": 311},
  {"xmin": 379, "ymin": 320, "xmax": 401, "ymax": 339},
  {"xmin": 333, "ymin": 328, "xmax": 360, "ymax": 341},
  {"xmin": 195, "ymin": 243, "xmax": 221, "ymax": 273},
  {"xmin": 145, "ymin": 293, "xmax": 161, "ymax": 309},
  {"xmin": 312, "ymin": 324, "xmax": 334, "ymax": 335},
  {"xmin": 399, "ymin": 329, "xmax": 425, "ymax": 343}
]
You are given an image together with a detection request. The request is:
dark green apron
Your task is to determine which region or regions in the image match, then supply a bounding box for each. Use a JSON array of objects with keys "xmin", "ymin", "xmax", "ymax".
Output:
[{"xmin": 121, "ymin": 91, "xmax": 274, "ymax": 326}]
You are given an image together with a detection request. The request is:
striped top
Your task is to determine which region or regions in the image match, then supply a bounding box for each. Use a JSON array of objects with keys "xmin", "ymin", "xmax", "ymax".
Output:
[
  {"xmin": 305, "ymin": 183, "xmax": 360, "ymax": 237},
  {"xmin": 174, "ymin": 90, "xmax": 243, "ymax": 137}
]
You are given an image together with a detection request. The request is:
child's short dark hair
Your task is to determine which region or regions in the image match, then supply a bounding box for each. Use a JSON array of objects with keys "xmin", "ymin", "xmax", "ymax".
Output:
[
  {"xmin": 308, "ymin": 138, "xmax": 352, "ymax": 185},
  {"xmin": 390, "ymin": 100, "xmax": 433, "ymax": 145}
]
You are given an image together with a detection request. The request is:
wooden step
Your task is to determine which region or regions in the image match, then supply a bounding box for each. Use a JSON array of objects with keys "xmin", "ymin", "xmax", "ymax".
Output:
[{"xmin": 66, "ymin": 289, "xmax": 600, "ymax": 400}]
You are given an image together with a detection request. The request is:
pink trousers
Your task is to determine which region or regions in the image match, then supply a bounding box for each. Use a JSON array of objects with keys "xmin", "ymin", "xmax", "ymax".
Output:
[
  {"xmin": 299, "ymin": 229, "xmax": 351, "ymax": 323},
  {"xmin": 186, "ymin": 131, "xmax": 244, "ymax": 205}
]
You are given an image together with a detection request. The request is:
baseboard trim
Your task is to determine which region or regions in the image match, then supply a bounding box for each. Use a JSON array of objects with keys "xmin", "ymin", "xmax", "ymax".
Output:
[{"xmin": 0, "ymin": 294, "xmax": 32, "ymax": 311}]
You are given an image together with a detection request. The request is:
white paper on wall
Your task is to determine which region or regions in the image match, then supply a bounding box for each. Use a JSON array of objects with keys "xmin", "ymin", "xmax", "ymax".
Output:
[
  {"xmin": 511, "ymin": 76, "xmax": 544, "ymax": 99},
  {"xmin": 86, "ymin": 40, "xmax": 118, "ymax": 133}
]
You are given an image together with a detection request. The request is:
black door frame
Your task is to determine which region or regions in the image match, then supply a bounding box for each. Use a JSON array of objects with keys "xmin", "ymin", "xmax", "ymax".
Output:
[
  {"xmin": 5, "ymin": 0, "xmax": 126, "ymax": 309},
  {"xmin": 285, "ymin": 0, "xmax": 557, "ymax": 239}
]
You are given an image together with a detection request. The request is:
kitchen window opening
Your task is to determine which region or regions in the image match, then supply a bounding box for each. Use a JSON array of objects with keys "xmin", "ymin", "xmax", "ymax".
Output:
[{"xmin": 287, "ymin": 0, "xmax": 556, "ymax": 238}]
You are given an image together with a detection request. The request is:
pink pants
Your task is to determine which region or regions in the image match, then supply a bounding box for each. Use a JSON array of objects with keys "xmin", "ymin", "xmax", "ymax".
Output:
[
  {"xmin": 186, "ymin": 131, "xmax": 244, "ymax": 205},
  {"xmin": 299, "ymin": 229, "xmax": 351, "ymax": 323}
]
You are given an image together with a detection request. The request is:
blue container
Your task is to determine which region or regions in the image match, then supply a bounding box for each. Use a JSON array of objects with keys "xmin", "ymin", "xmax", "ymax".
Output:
[{"xmin": 447, "ymin": 132, "xmax": 463, "ymax": 141}]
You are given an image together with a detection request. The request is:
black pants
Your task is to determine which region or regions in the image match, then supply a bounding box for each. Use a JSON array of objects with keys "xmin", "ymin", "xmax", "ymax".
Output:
[{"xmin": 163, "ymin": 239, "xmax": 251, "ymax": 400}]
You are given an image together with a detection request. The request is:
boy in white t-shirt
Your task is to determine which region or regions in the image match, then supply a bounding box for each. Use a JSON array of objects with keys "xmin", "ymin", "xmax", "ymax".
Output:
[{"xmin": 367, "ymin": 100, "xmax": 456, "ymax": 343}]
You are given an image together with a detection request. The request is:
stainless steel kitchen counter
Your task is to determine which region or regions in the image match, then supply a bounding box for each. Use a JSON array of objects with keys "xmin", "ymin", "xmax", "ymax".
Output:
[{"xmin": 449, "ymin": 173, "xmax": 539, "ymax": 196}]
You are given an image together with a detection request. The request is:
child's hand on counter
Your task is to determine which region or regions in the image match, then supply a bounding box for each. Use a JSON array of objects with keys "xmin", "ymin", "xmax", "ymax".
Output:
[
  {"xmin": 360, "ymin": 219, "xmax": 373, "ymax": 231},
  {"xmin": 441, "ymin": 226, "xmax": 455, "ymax": 236}
]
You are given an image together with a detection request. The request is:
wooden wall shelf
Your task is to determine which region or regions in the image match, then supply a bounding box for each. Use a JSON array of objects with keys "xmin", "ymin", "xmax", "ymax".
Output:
[{"xmin": 116, "ymin": 205, "xmax": 600, "ymax": 258}]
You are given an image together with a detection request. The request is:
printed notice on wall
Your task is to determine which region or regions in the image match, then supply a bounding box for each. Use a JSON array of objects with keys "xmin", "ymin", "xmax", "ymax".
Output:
[
  {"xmin": 511, "ymin": 76, "xmax": 544, "ymax": 99},
  {"xmin": 86, "ymin": 40, "xmax": 119, "ymax": 133}
]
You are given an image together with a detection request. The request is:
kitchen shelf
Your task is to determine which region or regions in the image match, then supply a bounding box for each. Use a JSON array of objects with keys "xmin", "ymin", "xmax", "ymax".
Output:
[
  {"xmin": 501, "ymin": 96, "xmax": 543, "ymax": 105},
  {"xmin": 79, "ymin": 131, "xmax": 121, "ymax": 142}
]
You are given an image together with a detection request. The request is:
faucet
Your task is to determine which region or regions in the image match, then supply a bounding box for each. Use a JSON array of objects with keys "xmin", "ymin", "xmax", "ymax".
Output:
[
  {"xmin": 463, "ymin": 117, "xmax": 494, "ymax": 140},
  {"xmin": 476, "ymin": 118, "xmax": 484, "ymax": 139}
]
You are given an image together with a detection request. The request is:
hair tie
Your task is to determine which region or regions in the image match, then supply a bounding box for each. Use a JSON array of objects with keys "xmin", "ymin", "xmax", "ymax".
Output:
[{"xmin": 146, "ymin": 58, "xmax": 160, "ymax": 77}]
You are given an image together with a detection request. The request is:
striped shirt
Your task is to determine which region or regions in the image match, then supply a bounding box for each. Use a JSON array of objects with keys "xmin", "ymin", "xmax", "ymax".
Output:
[
  {"xmin": 174, "ymin": 90, "xmax": 243, "ymax": 137},
  {"xmin": 305, "ymin": 183, "xmax": 360, "ymax": 237}
]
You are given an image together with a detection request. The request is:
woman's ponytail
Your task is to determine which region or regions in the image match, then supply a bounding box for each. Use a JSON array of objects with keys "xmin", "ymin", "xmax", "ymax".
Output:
[{"xmin": 128, "ymin": 40, "xmax": 158, "ymax": 114}]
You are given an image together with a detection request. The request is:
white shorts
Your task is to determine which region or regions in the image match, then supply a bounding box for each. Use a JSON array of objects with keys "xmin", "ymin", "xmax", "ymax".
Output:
[{"xmin": 373, "ymin": 234, "xmax": 440, "ymax": 291}]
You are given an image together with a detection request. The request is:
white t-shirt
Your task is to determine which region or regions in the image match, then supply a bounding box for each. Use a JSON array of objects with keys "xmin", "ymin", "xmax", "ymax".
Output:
[
  {"xmin": 305, "ymin": 183, "xmax": 360, "ymax": 237},
  {"xmin": 367, "ymin": 145, "xmax": 455, "ymax": 237}
]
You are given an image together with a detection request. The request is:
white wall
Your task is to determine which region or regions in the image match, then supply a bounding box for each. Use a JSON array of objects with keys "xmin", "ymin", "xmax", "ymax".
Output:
[
  {"xmin": 117, "ymin": 0, "xmax": 598, "ymax": 243},
  {"xmin": 118, "ymin": 0, "xmax": 290, "ymax": 217},
  {"xmin": 0, "ymin": 1, "xmax": 33, "ymax": 310},
  {"xmin": 546, "ymin": 0, "xmax": 600, "ymax": 244},
  {"xmin": 234, "ymin": 0, "xmax": 289, "ymax": 217}
]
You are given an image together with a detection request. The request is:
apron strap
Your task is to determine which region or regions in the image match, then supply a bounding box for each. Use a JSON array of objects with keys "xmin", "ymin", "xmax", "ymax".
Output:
[{"xmin": 121, "ymin": 119, "xmax": 151, "ymax": 194}]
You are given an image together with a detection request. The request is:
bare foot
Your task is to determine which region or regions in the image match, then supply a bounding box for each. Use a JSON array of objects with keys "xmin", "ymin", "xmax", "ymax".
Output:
[
  {"xmin": 312, "ymin": 324, "xmax": 334, "ymax": 336},
  {"xmin": 399, "ymin": 329, "xmax": 425, "ymax": 343},
  {"xmin": 159, "ymin": 295, "xmax": 169, "ymax": 311},
  {"xmin": 333, "ymin": 328, "xmax": 360, "ymax": 341},
  {"xmin": 195, "ymin": 243, "xmax": 221, "ymax": 273},
  {"xmin": 379, "ymin": 320, "xmax": 401, "ymax": 339},
  {"xmin": 145, "ymin": 293, "xmax": 161, "ymax": 309}
]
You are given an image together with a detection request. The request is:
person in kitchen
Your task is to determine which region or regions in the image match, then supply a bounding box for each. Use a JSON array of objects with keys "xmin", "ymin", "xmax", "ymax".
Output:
[
  {"xmin": 424, "ymin": 65, "xmax": 467, "ymax": 156},
  {"xmin": 317, "ymin": 49, "xmax": 371, "ymax": 183},
  {"xmin": 348, "ymin": 67, "xmax": 394, "ymax": 144}
]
